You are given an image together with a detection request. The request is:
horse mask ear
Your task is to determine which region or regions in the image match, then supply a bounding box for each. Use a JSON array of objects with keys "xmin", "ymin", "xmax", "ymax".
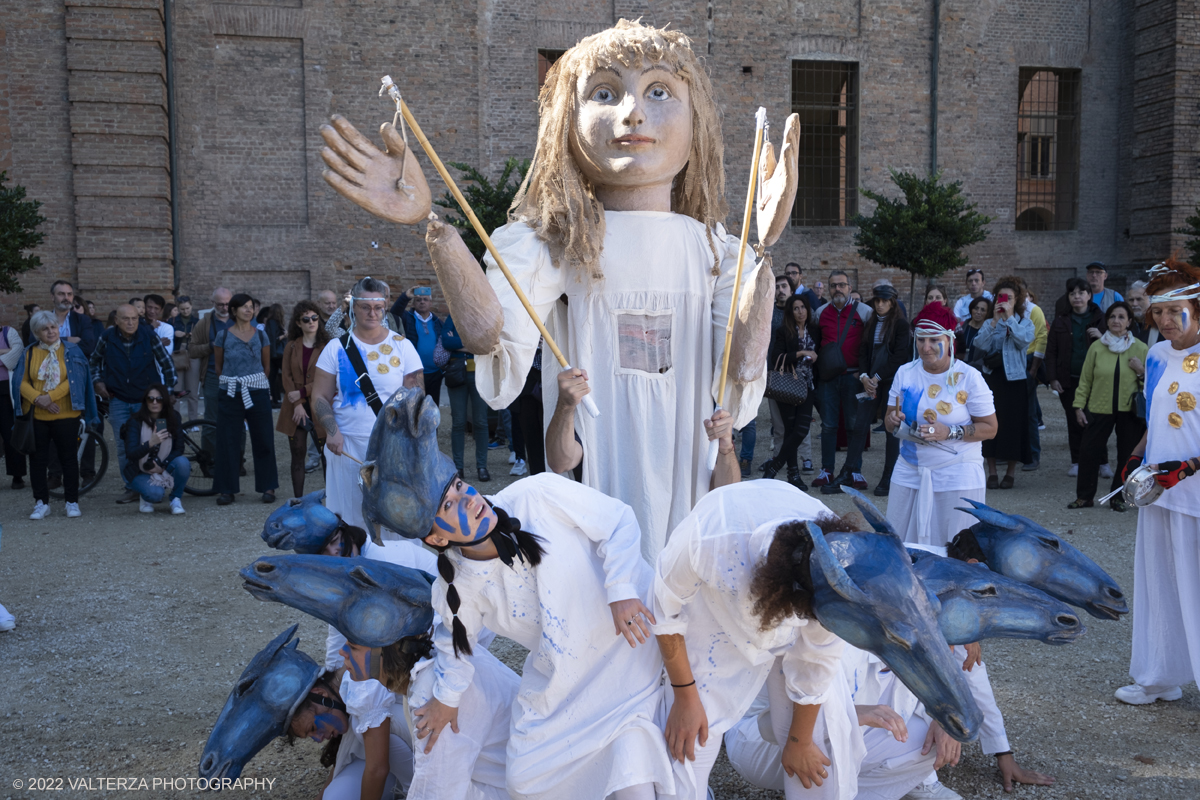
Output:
[
  {"xmin": 805, "ymin": 521, "xmax": 869, "ymax": 604},
  {"xmin": 839, "ymin": 486, "xmax": 900, "ymax": 537},
  {"xmin": 955, "ymin": 499, "xmax": 1022, "ymax": 531}
]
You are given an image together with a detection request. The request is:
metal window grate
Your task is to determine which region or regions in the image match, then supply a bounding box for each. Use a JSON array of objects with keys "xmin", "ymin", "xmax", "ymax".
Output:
[
  {"xmin": 791, "ymin": 60, "xmax": 859, "ymax": 227},
  {"xmin": 537, "ymin": 50, "xmax": 566, "ymax": 88},
  {"xmin": 1015, "ymin": 68, "xmax": 1081, "ymax": 231}
]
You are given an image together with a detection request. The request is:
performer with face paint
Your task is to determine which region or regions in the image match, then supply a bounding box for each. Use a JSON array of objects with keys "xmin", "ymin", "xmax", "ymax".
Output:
[
  {"xmin": 883, "ymin": 309, "xmax": 998, "ymax": 547},
  {"xmin": 366, "ymin": 388, "xmax": 674, "ymax": 800},
  {"xmin": 1115, "ymin": 258, "xmax": 1200, "ymax": 706}
]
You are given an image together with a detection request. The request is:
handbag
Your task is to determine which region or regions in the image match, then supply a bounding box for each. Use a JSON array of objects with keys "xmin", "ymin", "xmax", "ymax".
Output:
[
  {"xmin": 172, "ymin": 349, "xmax": 190, "ymax": 373},
  {"xmin": 10, "ymin": 350, "xmax": 37, "ymax": 456},
  {"xmin": 433, "ymin": 339, "xmax": 451, "ymax": 370},
  {"xmin": 765, "ymin": 354, "xmax": 809, "ymax": 406},
  {"xmin": 443, "ymin": 357, "xmax": 467, "ymax": 389},
  {"xmin": 817, "ymin": 303, "xmax": 857, "ymax": 383}
]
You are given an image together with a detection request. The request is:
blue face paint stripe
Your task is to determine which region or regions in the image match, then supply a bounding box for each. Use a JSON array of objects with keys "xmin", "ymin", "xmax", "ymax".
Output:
[{"xmin": 434, "ymin": 517, "xmax": 454, "ymax": 533}]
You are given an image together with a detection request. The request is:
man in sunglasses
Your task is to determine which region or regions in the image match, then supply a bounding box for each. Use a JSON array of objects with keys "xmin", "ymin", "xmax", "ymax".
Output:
[{"xmin": 953, "ymin": 269, "xmax": 992, "ymax": 324}]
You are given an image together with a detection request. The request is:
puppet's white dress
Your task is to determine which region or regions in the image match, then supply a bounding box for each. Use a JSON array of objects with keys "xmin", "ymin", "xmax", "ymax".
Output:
[
  {"xmin": 885, "ymin": 362, "xmax": 994, "ymax": 546},
  {"xmin": 430, "ymin": 473, "xmax": 673, "ymax": 800},
  {"xmin": 1130, "ymin": 339, "xmax": 1200, "ymax": 690},
  {"xmin": 651, "ymin": 482, "xmax": 858, "ymax": 800},
  {"xmin": 475, "ymin": 212, "xmax": 767, "ymax": 559}
]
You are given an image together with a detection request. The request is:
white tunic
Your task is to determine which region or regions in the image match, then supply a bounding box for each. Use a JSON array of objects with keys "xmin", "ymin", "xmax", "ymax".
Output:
[
  {"xmin": 404, "ymin": 648, "xmax": 519, "ymax": 800},
  {"xmin": 886, "ymin": 361, "xmax": 994, "ymax": 546},
  {"xmin": 651, "ymin": 482, "xmax": 855, "ymax": 798},
  {"xmin": 316, "ymin": 332, "xmax": 422, "ymax": 532},
  {"xmin": 474, "ymin": 212, "xmax": 768, "ymax": 559},
  {"xmin": 429, "ymin": 473, "xmax": 672, "ymax": 800},
  {"xmin": 331, "ymin": 673, "xmax": 415, "ymax": 793},
  {"xmin": 1131, "ymin": 338, "xmax": 1200, "ymax": 688}
]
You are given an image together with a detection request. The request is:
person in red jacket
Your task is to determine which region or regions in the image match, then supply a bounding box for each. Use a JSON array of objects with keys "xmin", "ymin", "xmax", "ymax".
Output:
[{"xmin": 811, "ymin": 270, "xmax": 871, "ymax": 488}]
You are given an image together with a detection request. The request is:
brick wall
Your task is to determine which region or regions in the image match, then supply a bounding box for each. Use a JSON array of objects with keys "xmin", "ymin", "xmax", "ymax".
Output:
[{"xmin": 1, "ymin": 0, "xmax": 1195, "ymax": 324}]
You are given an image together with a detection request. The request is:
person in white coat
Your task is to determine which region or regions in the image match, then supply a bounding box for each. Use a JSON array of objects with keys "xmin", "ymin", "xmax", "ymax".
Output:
[
  {"xmin": 884, "ymin": 317, "xmax": 997, "ymax": 547},
  {"xmin": 651, "ymin": 481, "xmax": 859, "ymax": 800},
  {"xmin": 415, "ymin": 471, "xmax": 673, "ymax": 800},
  {"xmin": 1116, "ymin": 258, "xmax": 1200, "ymax": 705}
]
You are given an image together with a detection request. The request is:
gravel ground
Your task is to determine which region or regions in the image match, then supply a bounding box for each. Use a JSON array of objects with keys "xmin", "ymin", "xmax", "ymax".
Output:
[{"xmin": 1, "ymin": 386, "xmax": 1197, "ymax": 800}]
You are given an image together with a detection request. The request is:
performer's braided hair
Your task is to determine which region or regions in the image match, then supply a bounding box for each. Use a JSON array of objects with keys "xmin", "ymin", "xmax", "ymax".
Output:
[{"xmin": 436, "ymin": 505, "xmax": 545, "ymax": 657}]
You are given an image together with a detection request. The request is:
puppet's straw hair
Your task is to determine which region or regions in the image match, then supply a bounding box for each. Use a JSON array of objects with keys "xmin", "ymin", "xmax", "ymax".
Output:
[
  {"xmin": 381, "ymin": 78, "xmax": 600, "ymax": 418},
  {"xmin": 511, "ymin": 19, "xmax": 728, "ymax": 283},
  {"xmin": 707, "ymin": 108, "xmax": 766, "ymax": 470}
]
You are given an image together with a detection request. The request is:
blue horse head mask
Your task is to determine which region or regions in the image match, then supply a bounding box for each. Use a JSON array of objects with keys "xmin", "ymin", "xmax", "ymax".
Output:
[
  {"xmin": 955, "ymin": 499, "xmax": 1127, "ymax": 620},
  {"xmin": 199, "ymin": 625, "xmax": 322, "ymax": 781},
  {"xmin": 358, "ymin": 385, "xmax": 459, "ymax": 540},
  {"xmin": 260, "ymin": 489, "xmax": 342, "ymax": 554},
  {"xmin": 241, "ymin": 555, "xmax": 435, "ymax": 647}
]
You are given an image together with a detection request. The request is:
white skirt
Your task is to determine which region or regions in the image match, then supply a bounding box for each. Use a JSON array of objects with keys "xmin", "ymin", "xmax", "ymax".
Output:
[
  {"xmin": 885, "ymin": 484, "xmax": 986, "ymax": 547},
  {"xmin": 1131, "ymin": 504, "xmax": 1200, "ymax": 689},
  {"xmin": 325, "ymin": 434, "xmax": 369, "ymax": 532}
]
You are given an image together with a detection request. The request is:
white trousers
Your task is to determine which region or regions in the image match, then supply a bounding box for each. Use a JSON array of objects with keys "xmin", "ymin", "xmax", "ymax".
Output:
[
  {"xmin": 953, "ymin": 645, "xmax": 1010, "ymax": 755},
  {"xmin": 1131, "ymin": 504, "xmax": 1200, "ymax": 689},
  {"xmin": 723, "ymin": 707, "xmax": 933, "ymax": 800},
  {"xmin": 885, "ymin": 484, "xmax": 986, "ymax": 548},
  {"xmin": 323, "ymin": 734, "xmax": 414, "ymax": 800}
]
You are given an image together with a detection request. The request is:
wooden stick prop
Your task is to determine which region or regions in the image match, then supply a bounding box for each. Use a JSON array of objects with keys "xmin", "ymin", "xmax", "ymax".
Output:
[
  {"xmin": 380, "ymin": 76, "xmax": 600, "ymax": 419},
  {"xmin": 707, "ymin": 107, "xmax": 767, "ymax": 470}
]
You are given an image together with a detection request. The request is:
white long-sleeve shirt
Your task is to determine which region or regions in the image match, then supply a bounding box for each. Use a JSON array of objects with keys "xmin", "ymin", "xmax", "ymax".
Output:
[
  {"xmin": 430, "ymin": 472, "xmax": 673, "ymax": 800},
  {"xmin": 651, "ymin": 481, "xmax": 846, "ymax": 734}
]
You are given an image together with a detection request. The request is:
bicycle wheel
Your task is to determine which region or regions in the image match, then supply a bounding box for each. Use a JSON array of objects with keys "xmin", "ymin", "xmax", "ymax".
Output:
[
  {"xmin": 180, "ymin": 419, "xmax": 219, "ymax": 496},
  {"xmin": 48, "ymin": 425, "xmax": 109, "ymax": 499}
]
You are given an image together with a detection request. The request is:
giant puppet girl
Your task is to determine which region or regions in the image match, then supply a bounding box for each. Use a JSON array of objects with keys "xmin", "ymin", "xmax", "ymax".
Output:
[{"xmin": 319, "ymin": 20, "xmax": 799, "ymax": 556}]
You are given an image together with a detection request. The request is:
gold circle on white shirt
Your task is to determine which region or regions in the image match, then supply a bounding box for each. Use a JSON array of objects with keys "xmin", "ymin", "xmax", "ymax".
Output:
[
  {"xmin": 366, "ymin": 350, "xmax": 379, "ymax": 361},
  {"xmin": 1169, "ymin": 412, "xmax": 1184, "ymax": 428},
  {"xmin": 1178, "ymin": 392, "xmax": 1196, "ymax": 412},
  {"xmin": 1169, "ymin": 381, "xmax": 1180, "ymax": 395},
  {"xmin": 389, "ymin": 356, "xmax": 401, "ymax": 367},
  {"xmin": 936, "ymin": 400, "xmax": 953, "ymax": 416},
  {"xmin": 376, "ymin": 363, "xmax": 390, "ymax": 374},
  {"xmin": 379, "ymin": 344, "xmax": 393, "ymax": 355},
  {"xmin": 928, "ymin": 385, "xmax": 941, "ymax": 399},
  {"xmin": 956, "ymin": 390, "xmax": 969, "ymax": 404},
  {"xmin": 1185, "ymin": 354, "xmax": 1199, "ymax": 373}
]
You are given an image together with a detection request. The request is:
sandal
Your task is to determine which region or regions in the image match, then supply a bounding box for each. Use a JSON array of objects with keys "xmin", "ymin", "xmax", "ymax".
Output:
[
  {"xmin": 1109, "ymin": 497, "xmax": 1128, "ymax": 512},
  {"xmin": 987, "ymin": 474, "xmax": 999, "ymax": 490},
  {"xmin": 999, "ymin": 475, "xmax": 1015, "ymax": 490},
  {"xmin": 1067, "ymin": 498, "xmax": 1094, "ymax": 509}
]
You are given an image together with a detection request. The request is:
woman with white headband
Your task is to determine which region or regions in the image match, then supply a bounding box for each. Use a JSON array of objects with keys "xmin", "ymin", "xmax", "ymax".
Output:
[
  {"xmin": 883, "ymin": 308, "xmax": 997, "ymax": 546},
  {"xmin": 1115, "ymin": 258, "xmax": 1200, "ymax": 706}
]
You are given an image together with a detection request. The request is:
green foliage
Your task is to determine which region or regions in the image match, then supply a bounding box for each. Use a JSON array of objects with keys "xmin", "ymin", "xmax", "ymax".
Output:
[
  {"xmin": 852, "ymin": 169, "xmax": 992, "ymax": 305},
  {"xmin": 434, "ymin": 158, "xmax": 531, "ymax": 264},
  {"xmin": 0, "ymin": 171, "xmax": 47, "ymax": 294},
  {"xmin": 1173, "ymin": 204, "xmax": 1200, "ymax": 264}
]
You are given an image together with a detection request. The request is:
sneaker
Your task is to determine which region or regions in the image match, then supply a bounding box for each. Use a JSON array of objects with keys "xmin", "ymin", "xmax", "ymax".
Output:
[
  {"xmin": 487, "ymin": 439, "xmax": 505, "ymax": 450},
  {"xmin": 1038, "ymin": 423, "xmax": 1047, "ymax": 431},
  {"xmin": 115, "ymin": 489, "xmax": 139, "ymax": 505},
  {"xmin": 29, "ymin": 500, "xmax": 49, "ymax": 520},
  {"xmin": 0, "ymin": 604, "xmax": 15, "ymax": 632},
  {"xmin": 739, "ymin": 458, "xmax": 752, "ymax": 478},
  {"xmin": 65, "ymin": 502, "xmax": 81, "ymax": 518},
  {"xmin": 170, "ymin": 498, "xmax": 185, "ymax": 515},
  {"xmin": 508, "ymin": 451, "xmax": 517, "ymax": 464},
  {"xmin": 811, "ymin": 469, "xmax": 833, "ymax": 488},
  {"xmin": 1114, "ymin": 683, "xmax": 1183, "ymax": 705},
  {"xmin": 1067, "ymin": 463, "xmax": 1079, "ymax": 477},
  {"xmin": 874, "ymin": 482, "xmax": 890, "ymax": 497},
  {"xmin": 510, "ymin": 459, "xmax": 528, "ymax": 476},
  {"xmin": 1021, "ymin": 460, "xmax": 1040, "ymax": 472},
  {"xmin": 304, "ymin": 458, "xmax": 321, "ymax": 474},
  {"xmin": 1100, "ymin": 464, "xmax": 1114, "ymax": 479},
  {"xmin": 11, "ymin": 477, "xmax": 24, "ymax": 490},
  {"xmin": 903, "ymin": 781, "xmax": 962, "ymax": 800},
  {"xmin": 139, "ymin": 498, "xmax": 154, "ymax": 513},
  {"xmin": 849, "ymin": 472, "xmax": 869, "ymax": 490},
  {"xmin": 802, "ymin": 459, "xmax": 814, "ymax": 474}
]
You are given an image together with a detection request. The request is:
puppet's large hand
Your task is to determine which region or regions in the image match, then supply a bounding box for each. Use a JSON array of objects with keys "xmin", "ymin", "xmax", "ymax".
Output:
[
  {"xmin": 755, "ymin": 113, "xmax": 800, "ymax": 247},
  {"xmin": 320, "ymin": 115, "xmax": 432, "ymax": 225}
]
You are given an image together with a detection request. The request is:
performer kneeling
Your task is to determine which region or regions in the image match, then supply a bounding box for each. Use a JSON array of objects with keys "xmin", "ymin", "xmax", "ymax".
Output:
[{"xmin": 652, "ymin": 481, "xmax": 861, "ymax": 799}]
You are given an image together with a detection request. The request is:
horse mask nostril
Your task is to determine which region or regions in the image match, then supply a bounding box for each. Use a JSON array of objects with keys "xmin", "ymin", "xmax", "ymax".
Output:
[
  {"xmin": 200, "ymin": 753, "xmax": 215, "ymax": 771},
  {"xmin": 1057, "ymin": 614, "xmax": 1079, "ymax": 627},
  {"xmin": 254, "ymin": 563, "xmax": 275, "ymax": 575}
]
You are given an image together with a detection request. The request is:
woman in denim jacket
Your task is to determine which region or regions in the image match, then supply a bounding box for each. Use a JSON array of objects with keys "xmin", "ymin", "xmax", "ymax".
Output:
[
  {"xmin": 972, "ymin": 277, "xmax": 1035, "ymax": 489},
  {"xmin": 10, "ymin": 310, "xmax": 100, "ymax": 519}
]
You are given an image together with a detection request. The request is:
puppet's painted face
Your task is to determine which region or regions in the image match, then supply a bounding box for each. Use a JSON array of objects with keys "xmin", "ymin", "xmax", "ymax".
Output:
[{"xmin": 570, "ymin": 63, "xmax": 693, "ymax": 189}]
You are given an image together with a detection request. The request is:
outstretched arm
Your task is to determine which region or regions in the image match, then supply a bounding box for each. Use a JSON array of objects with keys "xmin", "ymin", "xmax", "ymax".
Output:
[{"xmin": 425, "ymin": 220, "xmax": 503, "ymax": 355}]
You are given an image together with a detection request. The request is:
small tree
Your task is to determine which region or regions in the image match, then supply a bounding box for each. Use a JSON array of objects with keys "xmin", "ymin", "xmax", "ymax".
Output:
[
  {"xmin": 1173, "ymin": 204, "xmax": 1200, "ymax": 264},
  {"xmin": 852, "ymin": 169, "xmax": 992, "ymax": 309},
  {"xmin": 0, "ymin": 171, "xmax": 47, "ymax": 294},
  {"xmin": 434, "ymin": 157, "xmax": 531, "ymax": 265}
]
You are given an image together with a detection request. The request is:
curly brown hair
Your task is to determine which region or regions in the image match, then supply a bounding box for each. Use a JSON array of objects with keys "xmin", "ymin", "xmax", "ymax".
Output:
[
  {"xmin": 379, "ymin": 633, "xmax": 435, "ymax": 696},
  {"xmin": 749, "ymin": 513, "xmax": 864, "ymax": 631},
  {"xmin": 991, "ymin": 276, "xmax": 1028, "ymax": 320}
]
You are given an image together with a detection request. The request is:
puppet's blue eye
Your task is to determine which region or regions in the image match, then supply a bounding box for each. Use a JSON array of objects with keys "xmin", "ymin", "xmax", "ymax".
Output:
[
  {"xmin": 648, "ymin": 85, "xmax": 671, "ymax": 101},
  {"xmin": 591, "ymin": 87, "xmax": 615, "ymax": 102}
]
